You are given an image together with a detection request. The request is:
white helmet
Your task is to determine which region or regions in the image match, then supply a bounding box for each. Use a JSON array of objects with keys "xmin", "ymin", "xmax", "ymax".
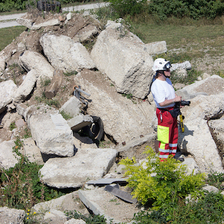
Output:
[{"xmin": 152, "ymin": 58, "xmax": 172, "ymax": 72}]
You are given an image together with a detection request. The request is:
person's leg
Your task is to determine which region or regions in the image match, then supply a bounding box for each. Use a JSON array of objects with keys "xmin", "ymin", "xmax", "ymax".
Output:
[
  {"xmin": 156, "ymin": 109, "xmax": 171, "ymax": 161},
  {"xmin": 169, "ymin": 117, "xmax": 178, "ymax": 157}
]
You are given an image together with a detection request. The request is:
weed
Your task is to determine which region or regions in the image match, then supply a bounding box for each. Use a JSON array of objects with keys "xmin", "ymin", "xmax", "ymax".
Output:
[
  {"xmin": 35, "ymin": 95, "xmax": 60, "ymax": 108},
  {"xmin": 64, "ymin": 71, "xmax": 78, "ymax": 76},
  {"xmin": 65, "ymin": 210, "xmax": 110, "ymax": 224},
  {"xmin": 60, "ymin": 110, "xmax": 73, "ymax": 120},
  {"xmin": 206, "ymin": 171, "xmax": 224, "ymax": 190},
  {"xmin": 9, "ymin": 122, "xmax": 16, "ymax": 131},
  {"xmin": 0, "ymin": 137, "xmax": 69, "ymax": 211},
  {"xmin": 43, "ymin": 79, "xmax": 51, "ymax": 87},
  {"xmin": 122, "ymin": 93, "xmax": 133, "ymax": 99},
  {"xmin": 24, "ymin": 128, "xmax": 32, "ymax": 139}
]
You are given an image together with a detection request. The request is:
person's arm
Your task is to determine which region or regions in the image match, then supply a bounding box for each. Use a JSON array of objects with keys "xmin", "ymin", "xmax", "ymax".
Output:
[{"xmin": 158, "ymin": 95, "xmax": 182, "ymax": 107}]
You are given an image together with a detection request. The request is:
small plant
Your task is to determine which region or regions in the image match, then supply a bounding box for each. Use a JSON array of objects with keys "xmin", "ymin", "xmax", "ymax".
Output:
[
  {"xmin": 206, "ymin": 171, "xmax": 224, "ymax": 190},
  {"xmin": 24, "ymin": 128, "xmax": 32, "ymax": 139},
  {"xmin": 9, "ymin": 122, "xmax": 16, "ymax": 131},
  {"xmin": 43, "ymin": 79, "xmax": 51, "ymax": 87},
  {"xmin": 65, "ymin": 210, "xmax": 110, "ymax": 224},
  {"xmin": 60, "ymin": 110, "xmax": 73, "ymax": 120},
  {"xmin": 122, "ymin": 93, "xmax": 133, "ymax": 99},
  {"xmin": 120, "ymin": 147, "xmax": 205, "ymax": 209},
  {"xmin": 64, "ymin": 71, "xmax": 78, "ymax": 76},
  {"xmin": 24, "ymin": 209, "xmax": 38, "ymax": 224}
]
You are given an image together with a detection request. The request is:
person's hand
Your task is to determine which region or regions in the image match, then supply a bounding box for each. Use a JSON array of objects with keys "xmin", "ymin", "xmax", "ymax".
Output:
[{"xmin": 174, "ymin": 95, "xmax": 182, "ymax": 102}]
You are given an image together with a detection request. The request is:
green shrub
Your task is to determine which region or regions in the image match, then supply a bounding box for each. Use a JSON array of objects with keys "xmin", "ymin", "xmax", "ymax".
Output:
[
  {"xmin": 133, "ymin": 192, "xmax": 224, "ymax": 223},
  {"xmin": 107, "ymin": 0, "xmax": 147, "ymax": 17},
  {"xmin": 148, "ymin": 0, "xmax": 224, "ymax": 20},
  {"xmin": 120, "ymin": 147, "xmax": 205, "ymax": 209}
]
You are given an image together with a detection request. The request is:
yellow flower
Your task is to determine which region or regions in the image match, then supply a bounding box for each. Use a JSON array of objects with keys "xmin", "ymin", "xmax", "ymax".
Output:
[
  {"xmin": 28, "ymin": 209, "xmax": 30, "ymax": 212},
  {"xmin": 27, "ymin": 217, "xmax": 29, "ymax": 220},
  {"xmin": 27, "ymin": 213, "xmax": 29, "ymax": 215},
  {"xmin": 33, "ymin": 212, "xmax": 36, "ymax": 215}
]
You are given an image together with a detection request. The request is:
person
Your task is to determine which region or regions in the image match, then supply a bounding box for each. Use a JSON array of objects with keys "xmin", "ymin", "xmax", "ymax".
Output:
[{"xmin": 151, "ymin": 58, "xmax": 183, "ymax": 162}]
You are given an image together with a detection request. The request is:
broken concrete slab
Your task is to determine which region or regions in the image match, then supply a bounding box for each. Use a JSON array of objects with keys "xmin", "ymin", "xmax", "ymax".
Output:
[
  {"xmin": 86, "ymin": 178, "xmax": 128, "ymax": 185},
  {"xmin": 104, "ymin": 184, "xmax": 137, "ymax": 204},
  {"xmin": 0, "ymin": 80, "xmax": 17, "ymax": 113},
  {"xmin": 22, "ymin": 138, "xmax": 44, "ymax": 165},
  {"xmin": 60, "ymin": 96, "xmax": 81, "ymax": 118},
  {"xmin": 145, "ymin": 41, "xmax": 167, "ymax": 56},
  {"xmin": 27, "ymin": 108, "xmax": 74, "ymax": 157},
  {"xmin": 117, "ymin": 133, "xmax": 156, "ymax": 160},
  {"xmin": 78, "ymin": 187, "xmax": 140, "ymax": 223},
  {"xmin": 39, "ymin": 147, "xmax": 117, "ymax": 188},
  {"xmin": 67, "ymin": 114, "xmax": 93, "ymax": 132},
  {"xmin": 0, "ymin": 140, "xmax": 19, "ymax": 169},
  {"xmin": 0, "ymin": 207, "xmax": 25, "ymax": 224}
]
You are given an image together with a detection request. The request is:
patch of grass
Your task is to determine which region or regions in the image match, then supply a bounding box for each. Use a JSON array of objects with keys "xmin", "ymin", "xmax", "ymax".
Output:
[
  {"xmin": 171, "ymin": 69, "xmax": 202, "ymax": 85},
  {"xmin": 35, "ymin": 94, "xmax": 60, "ymax": 108},
  {"xmin": 122, "ymin": 93, "xmax": 133, "ymax": 99},
  {"xmin": 9, "ymin": 121, "xmax": 16, "ymax": 131},
  {"xmin": 60, "ymin": 110, "xmax": 73, "ymax": 120},
  {"xmin": 64, "ymin": 71, "xmax": 78, "ymax": 76},
  {"xmin": 24, "ymin": 128, "xmax": 32, "ymax": 139},
  {"xmin": 0, "ymin": 26, "xmax": 26, "ymax": 51},
  {"xmin": 0, "ymin": 137, "xmax": 69, "ymax": 211},
  {"xmin": 65, "ymin": 210, "xmax": 110, "ymax": 224}
]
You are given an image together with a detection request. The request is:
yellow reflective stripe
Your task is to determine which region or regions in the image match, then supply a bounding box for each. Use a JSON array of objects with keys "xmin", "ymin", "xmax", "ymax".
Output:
[{"xmin": 157, "ymin": 125, "xmax": 169, "ymax": 144}]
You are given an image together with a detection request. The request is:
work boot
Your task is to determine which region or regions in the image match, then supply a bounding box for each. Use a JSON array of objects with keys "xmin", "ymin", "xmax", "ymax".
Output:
[
  {"xmin": 174, "ymin": 151, "xmax": 184, "ymax": 162},
  {"xmin": 176, "ymin": 157, "xmax": 184, "ymax": 162}
]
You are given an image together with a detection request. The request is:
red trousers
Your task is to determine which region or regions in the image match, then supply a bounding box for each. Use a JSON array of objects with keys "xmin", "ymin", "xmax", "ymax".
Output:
[{"xmin": 156, "ymin": 108, "xmax": 178, "ymax": 161}]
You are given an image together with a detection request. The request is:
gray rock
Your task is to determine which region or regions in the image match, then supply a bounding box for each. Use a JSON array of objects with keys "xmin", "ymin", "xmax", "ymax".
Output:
[
  {"xmin": 202, "ymin": 184, "xmax": 219, "ymax": 193},
  {"xmin": 78, "ymin": 187, "xmax": 140, "ymax": 223},
  {"xmin": 0, "ymin": 140, "xmax": 19, "ymax": 169},
  {"xmin": 40, "ymin": 34, "xmax": 95, "ymax": 72},
  {"xmin": 0, "ymin": 80, "xmax": 17, "ymax": 113},
  {"xmin": 13, "ymin": 70, "xmax": 37, "ymax": 103},
  {"xmin": 74, "ymin": 70, "xmax": 155, "ymax": 144},
  {"xmin": 39, "ymin": 147, "xmax": 117, "ymax": 188},
  {"xmin": 67, "ymin": 114, "xmax": 93, "ymax": 132},
  {"xmin": 64, "ymin": 219, "xmax": 86, "ymax": 224},
  {"xmin": 22, "ymin": 138, "xmax": 44, "ymax": 165},
  {"xmin": 171, "ymin": 61, "xmax": 191, "ymax": 71},
  {"xmin": 145, "ymin": 41, "xmax": 167, "ymax": 55},
  {"xmin": 178, "ymin": 94, "xmax": 224, "ymax": 173},
  {"xmin": 59, "ymin": 96, "xmax": 81, "ymax": 118},
  {"xmin": 19, "ymin": 50, "xmax": 55, "ymax": 85},
  {"xmin": 176, "ymin": 75, "xmax": 224, "ymax": 99},
  {"xmin": 91, "ymin": 20, "xmax": 154, "ymax": 99},
  {"xmin": 27, "ymin": 108, "xmax": 74, "ymax": 157},
  {"xmin": 0, "ymin": 207, "xmax": 25, "ymax": 224}
]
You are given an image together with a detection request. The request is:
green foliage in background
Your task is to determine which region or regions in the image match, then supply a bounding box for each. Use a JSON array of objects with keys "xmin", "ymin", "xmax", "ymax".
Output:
[
  {"xmin": 108, "ymin": 0, "xmax": 147, "ymax": 17},
  {"xmin": 148, "ymin": 0, "xmax": 224, "ymax": 20},
  {"xmin": 120, "ymin": 147, "xmax": 205, "ymax": 210},
  {"xmin": 107, "ymin": 0, "xmax": 224, "ymax": 20}
]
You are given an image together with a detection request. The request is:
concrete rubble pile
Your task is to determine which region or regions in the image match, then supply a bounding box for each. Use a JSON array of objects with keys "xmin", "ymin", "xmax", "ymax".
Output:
[{"xmin": 0, "ymin": 10, "xmax": 224, "ymax": 224}]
